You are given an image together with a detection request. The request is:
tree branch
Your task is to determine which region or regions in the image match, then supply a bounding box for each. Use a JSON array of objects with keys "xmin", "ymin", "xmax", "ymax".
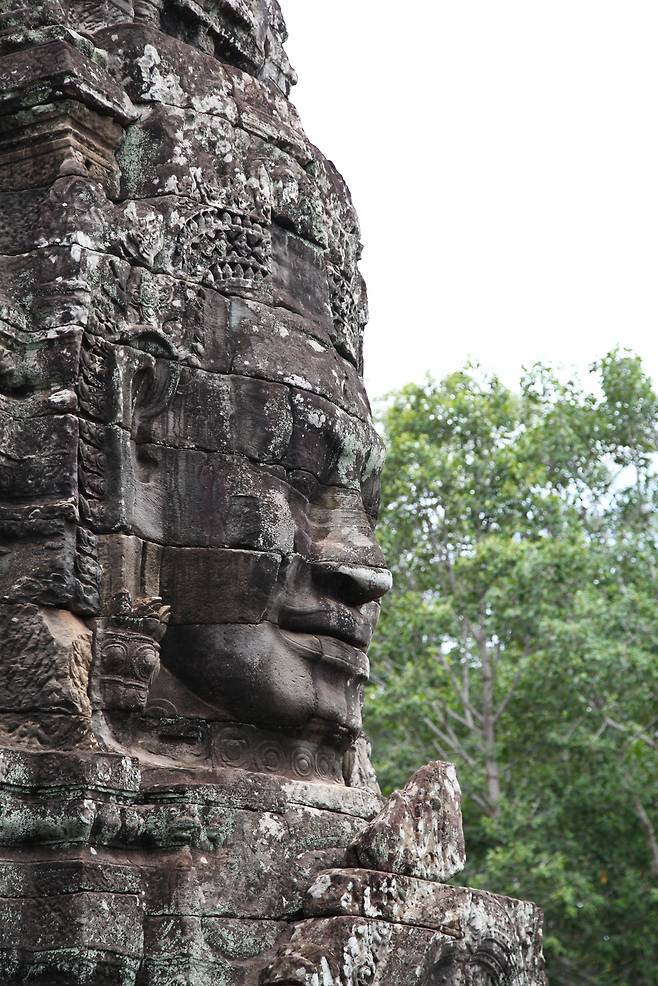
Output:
[
  {"xmin": 422, "ymin": 715, "xmax": 475, "ymax": 766},
  {"xmin": 598, "ymin": 714, "xmax": 658, "ymax": 752},
  {"xmin": 494, "ymin": 667, "xmax": 523, "ymax": 723},
  {"xmin": 436, "ymin": 651, "xmax": 483, "ymax": 725}
]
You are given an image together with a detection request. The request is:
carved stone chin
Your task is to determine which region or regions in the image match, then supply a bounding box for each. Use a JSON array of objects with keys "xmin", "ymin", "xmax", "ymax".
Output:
[{"xmin": 0, "ymin": 1, "xmax": 546, "ymax": 983}]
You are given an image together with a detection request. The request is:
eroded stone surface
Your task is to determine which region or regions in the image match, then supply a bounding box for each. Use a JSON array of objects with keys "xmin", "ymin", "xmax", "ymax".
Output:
[
  {"xmin": 261, "ymin": 902, "xmax": 546, "ymax": 986},
  {"xmin": 0, "ymin": 604, "xmax": 92, "ymax": 716},
  {"xmin": 349, "ymin": 761, "xmax": 466, "ymax": 882},
  {"xmin": 0, "ymin": 1, "xmax": 545, "ymax": 983}
]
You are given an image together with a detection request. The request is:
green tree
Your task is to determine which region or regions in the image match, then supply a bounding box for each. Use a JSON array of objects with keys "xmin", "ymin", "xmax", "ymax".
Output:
[{"xmin": 366, "ymin": 351, "xmax": 658, "ymax": 985}]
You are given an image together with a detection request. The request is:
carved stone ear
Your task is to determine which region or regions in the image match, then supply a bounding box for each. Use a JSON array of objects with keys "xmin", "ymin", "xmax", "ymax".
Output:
[
  {"xmin": 127, "ymin": 329, "xmax": 181, "ymax": 428},
  {"xmin": 132, "ymin": 356, "xmax": 180, "ymax": 423}
]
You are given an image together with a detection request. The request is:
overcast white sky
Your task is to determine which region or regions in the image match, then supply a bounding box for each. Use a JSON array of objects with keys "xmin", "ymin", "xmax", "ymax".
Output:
[{"xmin": 283, "ymin": 1, "xmax": 658, "ymax": 400}]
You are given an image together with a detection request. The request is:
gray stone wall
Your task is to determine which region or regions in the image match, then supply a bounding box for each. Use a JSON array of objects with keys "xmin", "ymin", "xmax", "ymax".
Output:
[{"xmin": 0, "ymin": 1, "xmax": 547, "ymax": 982}]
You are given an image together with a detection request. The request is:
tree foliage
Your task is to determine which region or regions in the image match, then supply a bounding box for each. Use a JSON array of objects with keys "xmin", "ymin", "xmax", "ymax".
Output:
[{"xmin": 366, "ymin": 351, "xmax": 658, "ymax": 984}]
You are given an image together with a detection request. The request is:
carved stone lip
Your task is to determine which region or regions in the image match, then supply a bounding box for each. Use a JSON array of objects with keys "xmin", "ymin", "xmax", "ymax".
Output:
[
  {"xmin": 278, "ymin": 607, "xmax": 374, "ymax": 650},
  {"xmin": 278, "ymin": 629, "xmax": 369, "ymax": 679}
]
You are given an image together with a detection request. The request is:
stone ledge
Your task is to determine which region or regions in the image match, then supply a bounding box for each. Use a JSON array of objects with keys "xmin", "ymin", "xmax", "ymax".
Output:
[{"xmin": 0, "ymin": 35, "xmax": 137, "ymax": 123}]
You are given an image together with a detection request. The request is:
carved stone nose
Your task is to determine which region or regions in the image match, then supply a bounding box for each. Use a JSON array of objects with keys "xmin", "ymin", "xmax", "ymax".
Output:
[{"xmin": 311, "ymin": 561, "xmax": 393, "ymax": 606}]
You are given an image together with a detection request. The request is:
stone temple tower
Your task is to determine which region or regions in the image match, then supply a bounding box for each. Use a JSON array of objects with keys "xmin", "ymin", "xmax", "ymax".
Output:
[{"xmin": 0, "ymin": 1, "xmax": 546, "ymax": 982}]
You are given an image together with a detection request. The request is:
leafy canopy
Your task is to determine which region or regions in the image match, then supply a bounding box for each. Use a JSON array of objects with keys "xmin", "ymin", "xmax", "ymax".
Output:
[{"xmin": 366, "ymin": 351, "xmax": 658, "ymax": 986}]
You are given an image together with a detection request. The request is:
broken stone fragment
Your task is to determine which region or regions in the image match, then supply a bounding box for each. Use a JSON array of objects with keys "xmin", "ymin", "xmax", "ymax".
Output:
[
  {"xmin": 348, "ymin": 761, "xmax": 466, "ymax": 882},
  {"xmin": 0, "ymin": 603, "xmax": 92, "ymax": 719}
]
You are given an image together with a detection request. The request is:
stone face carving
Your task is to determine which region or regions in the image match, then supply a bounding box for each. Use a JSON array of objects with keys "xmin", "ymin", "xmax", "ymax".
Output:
[{"xmin": 0, "ymin": 2, "xmax": 547, "ymax": 984}]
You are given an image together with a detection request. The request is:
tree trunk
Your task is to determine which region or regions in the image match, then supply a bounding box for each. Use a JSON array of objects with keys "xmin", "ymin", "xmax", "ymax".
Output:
[{"xmin": 480, "ymin": 637, "xmax": 501, "ymax": 815}]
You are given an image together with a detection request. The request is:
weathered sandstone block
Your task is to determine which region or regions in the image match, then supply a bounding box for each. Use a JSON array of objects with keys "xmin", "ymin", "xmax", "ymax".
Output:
[
  {"xmin": 350, "ymin": 761, "xmax": 467, "ymax": 882},
  {"xmin": 0, "ymin": 0, "xmax": 546, "ymax": 983}
]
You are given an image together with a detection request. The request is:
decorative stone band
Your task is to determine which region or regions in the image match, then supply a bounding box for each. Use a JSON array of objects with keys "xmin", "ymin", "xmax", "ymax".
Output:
[
  {"xmin": 0, "ymin": 749, "xmax": 380, "ymax": 986},
  {"xmin": 212, "ymin": 724, "xmax": 345, "ymax": 784},
  {"xmin": 105, "ymin": 713, "xmax": 347, "ymax": 784},
  {"xmin": 0, "ymin": 101, "xmax": 124, "ymax": 195},
  {"xmin": 0, "ymin": 1, "xmax": 130, "ymax": 35},
  {"xmin": 0, "ymin": 748, "xmax": 381, "ymax": 852}
]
